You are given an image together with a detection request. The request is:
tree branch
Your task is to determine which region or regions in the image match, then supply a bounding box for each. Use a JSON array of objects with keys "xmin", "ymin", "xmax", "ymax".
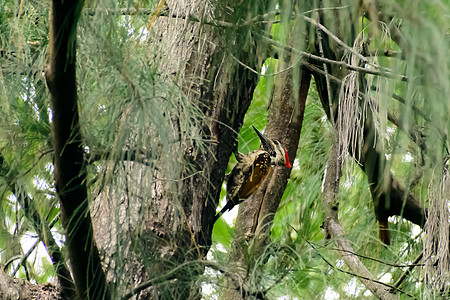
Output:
[
  {"xmin": 250, "ymin": 67, "xmax": 310, "ymax": 259},
  {"xmin": 307, "ymin": 241, "xmax": 416, "ymax": 299},
  {"xmin": 321, "ymin": 134, "xmax": 399, "ymax": 299},
  {"xmin": 304, "ymin": 61, "xmax": 427, "ymax": 155},
  {"xmin": 260, "ymin": 32, "xmax": 408, "ymax": 81},
  {"xmin": 393, "ymin": 252, "xmax": 423, "ymax": 289},
  {"xmin": 84, "ymin": 7, "xmax": 232, "ymax": 27},
  {"xmin": 220, "ymin": 39, "xmax": 310, "ymax": 298},
  {"xmin": 312, "ymin": 70, "xmax": 427, "ymax": 235},
  {"xmin": 45, "ymin": 0, "xmax": 109, "ymax": 298},
  {"xmin": 87, "ymin": 148, "xmax": 154, "ymax": 166},
  {"xmin": 83, "ymin": 6, "xmax": 408, "ymax": 84},
  {"xmin": 9, "ymin": 214, "xmax": 60, "ymax": 274}
]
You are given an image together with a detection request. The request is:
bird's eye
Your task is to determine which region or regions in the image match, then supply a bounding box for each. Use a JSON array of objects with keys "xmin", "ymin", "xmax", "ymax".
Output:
[{"xmin": 274, "ymin": 140, "xmax": 280, "ymax": 146}]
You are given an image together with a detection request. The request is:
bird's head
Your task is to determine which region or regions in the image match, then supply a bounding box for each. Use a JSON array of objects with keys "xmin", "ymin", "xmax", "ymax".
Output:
[{"xmin": 253, "ymin": 126, "xmax": 292, "ymax": 168}]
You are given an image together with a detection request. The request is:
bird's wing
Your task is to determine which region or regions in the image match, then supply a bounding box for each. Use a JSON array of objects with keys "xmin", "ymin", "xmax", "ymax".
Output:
[{"xmin": 238, "ymin": 152, "xmax": 271, "ymax": 199}]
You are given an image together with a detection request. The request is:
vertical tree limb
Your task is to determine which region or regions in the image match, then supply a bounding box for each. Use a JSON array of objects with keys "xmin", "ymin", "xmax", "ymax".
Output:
[
  {"xmin": 45, "ymin": 0, "xmax": 109, "ymax": 298},
  {"xmin": 312, "ymin": 71, "xmax": 426, "ymax": 234},
  {"xmin": 309, "ymin": 8, "xmax": 427, "ymax": 239},
  {"xmin": 250, "ymin": 68, "xmax": 310, "ymax": 260},
  {"xmin": 322, "ymin": 133, "xmax": 399, "ymax": 300},
  {"xmin": 220, "ymin": 62, "xmax": 310, "ymax": 299}
]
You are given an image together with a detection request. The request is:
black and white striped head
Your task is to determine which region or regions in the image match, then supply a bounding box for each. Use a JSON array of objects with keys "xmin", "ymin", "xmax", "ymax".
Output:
[{"xmin": 253, "ymin": 126, "xmax": 292, "ymax": 168}]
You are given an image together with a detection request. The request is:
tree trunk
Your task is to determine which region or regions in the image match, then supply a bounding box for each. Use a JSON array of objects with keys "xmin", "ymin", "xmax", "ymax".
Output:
[{"xmin": 90, "ymin": 1, "xmax": 271, "ymax": 298}]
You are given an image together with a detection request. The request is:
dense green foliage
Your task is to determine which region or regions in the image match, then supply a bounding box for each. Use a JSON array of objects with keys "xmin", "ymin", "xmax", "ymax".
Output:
[{"xmin": 0, "ymin": 0, "xmax": 449, "ymax": 299}]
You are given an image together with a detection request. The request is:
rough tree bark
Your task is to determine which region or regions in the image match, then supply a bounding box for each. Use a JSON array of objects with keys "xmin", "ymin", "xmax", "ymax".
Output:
[
  {"xmin": 89, "ymin": 1, "xmax": 273, "ymax": 299},
  {"xmin": 0, "ymin": 268, "xmax": 64, "ymax": 300}
]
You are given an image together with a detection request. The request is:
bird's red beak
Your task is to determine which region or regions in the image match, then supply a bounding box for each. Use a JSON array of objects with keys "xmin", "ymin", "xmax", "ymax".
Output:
[{"xmin": 284, "ymin": 149, "xmax": 292, "ymax": 168}]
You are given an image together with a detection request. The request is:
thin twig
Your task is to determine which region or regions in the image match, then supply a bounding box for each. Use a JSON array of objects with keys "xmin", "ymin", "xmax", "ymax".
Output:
[
  {"xmin": 393, "ymin": 252, "xmax": 423, "ymax": 289},
  {"xmin": 260, "ymin": 33, "xmax": 407, "ymax": 81},
  {"xmin": 85, "ymin": 7, "xmax": 232, "ymax": 27},
  {"xmin": 84, "ymin": 6, "xmax": 407, "ymax": 84},
  {"xmin": 3, "ymin": 255, "xmax": 22, "ymax": 271},
  {"xmin": 334, "ymin": 247, "xmax": 425, "ymax": 268},
  {"xmin": 147, "ymin": 0, "xmax": 167, "ymax": 29},
  {"xmin": 299, "ymin": 236, "xmax": 425, "ymax": 268},
  {"xmin": 87, "ymin": 148, "xmax": 155, "ymax": 167},
  {"xmin": 304, "ymin": 15, "xmax": 371, "ymax": 65},
  {"xmin": 302, "ymin": 5, "xmax": 350, "ymax": 15},
  {"xmin": 316, "ymin": 25, "xmax": 335, "ymax": 126},
  {"xmin": 259, "ymin": 266, "xmax": 291, "ymax": 296},
  {"xmin": 306, "ymin": 240, "xmax": 417, "ymax": 299},
  {"xmin": 369, "ymin": 50, "xmax": 404, "ymax": 59},
  {"xmin": 228, "ymin": 52, "xmax": 260, "ymax": 75},
  {"xmin": 248, "ymin": 11, "xmax": 402, "ymax": 74},
  {"xmin": 370, "ymin": 85, "xmax": 429, "ymax": 121},
  {"xmin": 228, "ymin": 51, "xmax": 302, "ymax": 77},
  {"xmin": 21, "ymin": 149, "xmax": 53, "ymax": 177},
  {"xmin": 11, "ymin": 242, "xmax": 39, "ymax": 276},
  {"xmin": 11, "ymin": 214, "xmax": 60, "ymax": 276},
  {"xmin": 302, "ymin": 14, "xmax": 402, "ymax": 77}
]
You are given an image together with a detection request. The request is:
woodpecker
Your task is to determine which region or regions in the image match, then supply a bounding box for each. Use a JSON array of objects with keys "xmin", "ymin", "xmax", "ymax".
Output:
[{"xmin": 214, "ymin": 126, "xmax": 292, "ymax": 222}]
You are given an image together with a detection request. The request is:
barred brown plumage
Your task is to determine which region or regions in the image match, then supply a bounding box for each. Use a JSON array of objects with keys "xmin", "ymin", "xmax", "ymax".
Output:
[{"xmin": 214, "ymin": 127, "xmax": 291, "ymax": 222}]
